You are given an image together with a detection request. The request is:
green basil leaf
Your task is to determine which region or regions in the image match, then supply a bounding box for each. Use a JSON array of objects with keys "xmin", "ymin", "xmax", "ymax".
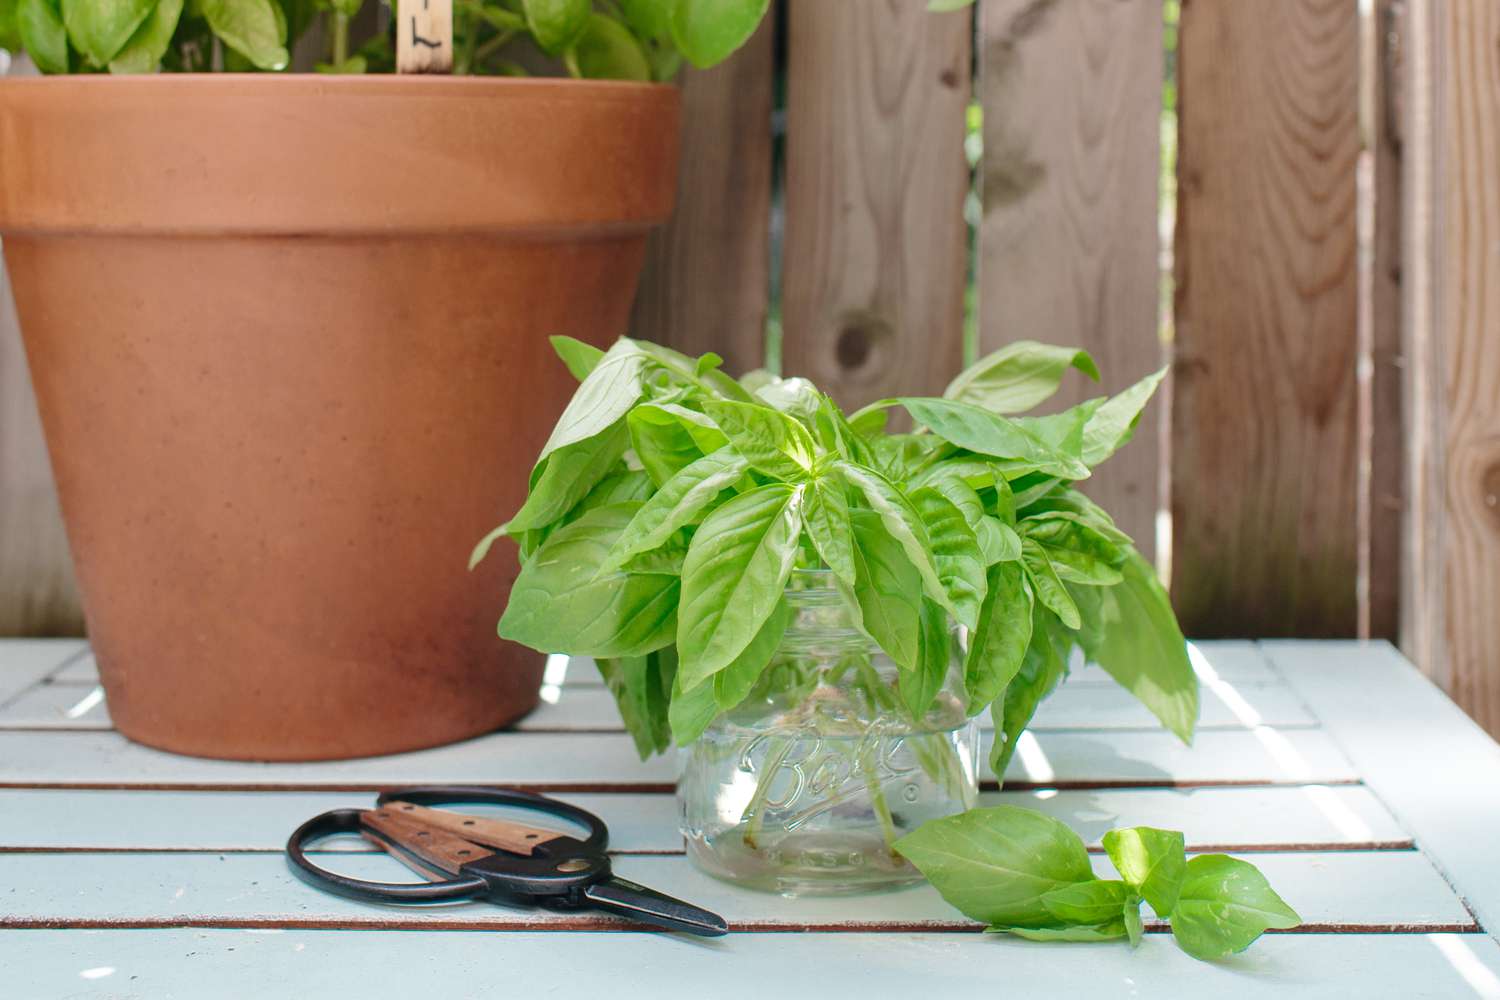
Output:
[
  {"xmin": 804, "ymin": 477, "xmax": 857, "ymax": 585},
  {"xmin": 991, "ymin": 474, "xmax": 1018, "ymax": 524},
  {"xmin": 0, "ymin": 0, "xmax": 23, "ymax": 51},
  {"xmin": 993, "ymin": 922, "xmax": 1128, "ymax": 942},
  {"xmin": 505, "ymin": 420, "xmax": 630, "ymax": 533},
  {"xmin": 849, "ymin": 508, "xmax": 921, "ymax": 672},
  {"xmin": 61, "ymin": 0, "xmax": 152, "ymax": 65},
  {"xmin": 1021, "ymin": 538, "xmax": 1081, "ymax": 630},
  {"xmin": 202, "ymin": 0, "xmax": 288, "ymax": 69},
  {"xmin": 898, "ymin": 398, "xmax": 1089, "ymax": 480},
  {"xmin": 550, "ymin": 335, "xmax": 605, "ymax": 381},
  {"xmin": 1028, "ymin": 537, "xmax": 1123, "ymax": 587},
  {"xmin": 17, "ymin": 0, "xmax": 68, "ymax": 73},
  {"xmin": 989, "ymin": 604, "xmax": 1069, "ymax": 779},
  {"xmin": 628, "ymin": 404, "xmax": 709, "ymax": 486},
  {"xmin": 595, "ymin": 650, "xmax": 672, "ymax": 759},
  {"xmin": 1069, "ymin": 550, "xmax": 1198, "ymax": 743},
  {"xmin": 1082, "ymin": 366, "xmax": 1167, "ymax": 466},
  {"xmin": 498, "ymin": 503, "xmax": 678, "ymax": 658},
  {"xmin": 980, "ymin": 518, "xmax": 1022, "ymax": 564},
  {"xmin": 944, "ymin": 341, "xmax": 1100, "ymax": 414},
  {"xmin": 605, "ymin": 447, "xmax": 748, "ymax": 569},
  {"xmin": 963, "ymin": 560, "xmax": 1032, "ymax": 714},
  {"xmin": 617, "ymin": 530, "xmax": 687, "ymax": 575},
  {"xmin": 617, "ymin": 0, "xmax": 669, "ymax": 40},
  {"xmin": 894, "ymin": 805, "xmax": 1094, "ymax": 927},
  {"xmin": 910, "ymin": 487, "xmax": 986, "ymax": 629},
  {"xmin": 901, "ymin": 596, "xmax": 951, "ymax": 718},
  {"xmin": 522, "ymin": 0, "xmax": 588, "ymax": 53},
  {"xmin": 670, "ymin": 0, "xmax": 768, "ymax": 69},
  {"xmin": 1123, "ymin": 897, "xmax": 1145, "ymax": 947},
  {"xmin": 713, "ymin": 596, "xmax": 789, "ymax": 710},
  {"xmin": 538, "ymin": 338, "xmax": 649, "ymax": 464},
  {"xmin": 701, "ymin": 399, "xmax": 816, "ymax": 480},
  {"xmin": 669, "ymin": 669, "xmax": 720, "ymax": 746},
  {"xmin": 1041, "ymin": 879, "xmax": 1132, "ymax": 926},
  {"xmin": 627, "ymin": 338, "xmax": 757, "ymax": 403},
  {"xmin": 1170, "ymin": 854, "xmax": 1301, "ymax": 962},
  {"xmin": 1103, "ymin": 826, "xmax": 1187, "ymax": 918},
  {"xmin": 752, "ymin": 375, "xmax": 821, "ymax": 422},
  {"xmin": 571, "ymin": 11, "xmax": 651, "ymax": 80},
  {"xmin": 676, "ymin": 483, "xmax": 805, "ymax": 689},
  {"xmin": 1010, "ymin": 474, "xmax": 1062, "ymax": 512},
  {"xmin": 836, "ymin": 461, "xmax": 960, "ymax": 625},
  {"xmin": 107, "ymin": 0, "xmax": 181, "ymax": 71},
  {"xmin": 635, "ymin": 401, "xmax": 730, "ymax": 455},
  {"xmin": 1023, "ymin": 504, "xmax": 1133, "ymax": 549},
  {"xmin": 468, "ymin": 523, "xmax": 510, "ymax": 571}
]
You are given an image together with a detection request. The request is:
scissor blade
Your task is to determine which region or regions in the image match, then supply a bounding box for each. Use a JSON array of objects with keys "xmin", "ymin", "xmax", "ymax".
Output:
[{"xmin": 582, "ymin": 877, "xmax": 728, "ymax": 937}]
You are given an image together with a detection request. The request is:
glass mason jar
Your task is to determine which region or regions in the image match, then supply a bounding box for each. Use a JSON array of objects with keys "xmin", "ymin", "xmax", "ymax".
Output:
[{"xmin": 678, "ymin": 571, "xmax": 980, "ymax": 895}]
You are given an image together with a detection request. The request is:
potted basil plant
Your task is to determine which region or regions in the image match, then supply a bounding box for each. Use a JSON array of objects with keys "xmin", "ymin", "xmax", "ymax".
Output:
[
  {"xmin": 480, "ymin": 335, "xmax": 1200, "ymax": 895},
  {"xmin": 0, "ymin": 0, "xmax": 770, "ymax": 761}
]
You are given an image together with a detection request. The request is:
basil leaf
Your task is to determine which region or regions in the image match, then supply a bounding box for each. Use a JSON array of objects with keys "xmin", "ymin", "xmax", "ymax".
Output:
[
  {"xmin": 894, "ymin": 805, "xmax": 1094, "ymax": 927},
  {"xmin": 617, "ymin": 0, "xmax": 669, "ymax": 40},
  {"xmin": 981, "ymin": 518, "xmax": 1022, "ymax": 564},
  {"xmin": 713, "ymin": 596, "xmax": 790, "ymax": 710},
  {"xmin": 595, "ymin": 649, "xmax": 673, "ymax": 759},
  {"xmin": 901, "ymin": 597, "xmax": 951, "ymax": 719},
  {"xmin": 676, "ymin": 483, "xmax": 805, "ymax": 689},
  {"xmin": 963, "ymin": 560, "xmax": 1032, "ymax": 713},
  {"xmin": 606, "ymin": 447, "xmax": 749, "ymax": 570},
  {"xmin": 898, "ymin": 398, "xmax": 1089, "ymax": 480},
  {"xmin": 1170, "ymin": 854, "xmax": 1301, "ymax": 961},
  {"xmin": 202, "ymin": 0, "xmax": 288, "ymax": 69},
  {"xmin": 994, "ymin": 922, "xmax": 1128, "ymax": 942},
  {"xmin": 989, "ymin": 604, "xmax": 1068, "ymax": 779},
  {"xmin": 1123, "ymin": 898, "xmax": 1145, "ymax": 947},
  {"xmin": 505, "ymin": 420, "xmax": 630, "ymax": 533},
  {"xmin": 669, "ymin": 669, "xmax": 720, "ymax": 747},
  {"xmin": 1069, "ymin": 550, "xmax": 1199, "ymax": 744},
  {"xmin": 17, "ymin": 0, "xmax": 68, "ymax": 73},
  {"xmin": 1021, "ymin": 538, "xmax": 1081, "ymax": 629},
  {"xmin": 753, "ymin": 375, "xmax": 821, "ymax": 422},
  {"xmin": 1082, "ymin": 366, "xmax": 1167, "ymax": 466},
  {"xmin": 522, "ymin": 0, "xmax": 588, "ymax": 53},
  {"xmin": 550, "ymin": 335, "xmax": 604, "ymax": 381},
  {"xmin": 0, "ymin": 0, "xmax": 22, "ymax": 51},
  {"xmin": 617, "ymin": 530, "xmax": 687, "ymax": 576},
  {"xmin": 571, "ymin": 11, "xmax": 651, "ymax": 80},
  {"xmin": 835, "ymin": 461, "xmax": 960, "ymax": 625},
  {"xmin": 1028, "ymin": 538, "xmax": 1123, "ymax": 587},
  {"xmin": 628, "ymin": 405, "xmax": 711, "ymax": 486},
  {"xmin": 538, "ymin": 339, "xmax": 648, "ymax": 464},
  {"xmin": 991, "ymin": 474, "xmax": 1018, "ymax": 524},
  {"xmin": 849, "ymin": 508, "xmax": 921, "ymax": 672},
  {"xmin": 636, "ymin": 401, "xmax": 729, "ymax": 455},
  {"xmin": 944, "ymin": 341, "xmax": 1100, "ymax": 414},
  {"xmin": 1103, "ymin": 826, "xmax": 1187, "ymax": 918},
  {"xmin": 1041, "ymin": 879, "xmax": 1132, "ymax": 925},
  {"xmin": 670, "ymin": 0, "xmax": 768, "ymax": 69},
  {"xmin": 701, "ymin": 399, "xmax": 816, "ymax": 480},
  {"xmin": 498, "ymin": 503, "xmax": 678, "ymax": 658},
  {"xmin": 107, "ymin": 0, "xmax": 180, "ymax": 71},
  {"xmin": 803, "ymin": 477, "xmax": 857, "ymax": 585},
  {"xmin": 911, "ymin": 486, "xmax": 986, "ymax": 629},
  {"xmin": 61, "ymin": 0, "xmax": 152, "ymax": 65}
]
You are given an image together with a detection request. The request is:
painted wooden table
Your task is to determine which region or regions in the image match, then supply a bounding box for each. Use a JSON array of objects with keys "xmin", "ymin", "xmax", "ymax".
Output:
[{"xmin": 2, "ymin": 640, "xmax": 1499, "ymax": 998}]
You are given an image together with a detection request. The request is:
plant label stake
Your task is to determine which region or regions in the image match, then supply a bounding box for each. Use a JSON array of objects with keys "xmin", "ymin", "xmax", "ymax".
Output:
[{"xmin": 397, "ymin": 0, "xmax": 452, "ymax": 74}]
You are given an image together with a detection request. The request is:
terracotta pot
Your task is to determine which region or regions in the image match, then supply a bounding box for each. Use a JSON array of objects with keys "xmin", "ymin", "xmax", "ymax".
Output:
[{"xmin": 0, "ymin": 76, "xmax": 680, "ymax": 761}]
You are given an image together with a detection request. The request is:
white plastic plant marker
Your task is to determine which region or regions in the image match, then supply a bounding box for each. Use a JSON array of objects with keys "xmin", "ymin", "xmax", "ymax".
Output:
[{"xmin": 397, "ymin": 0, "xmax": 453, "ymax": 73}]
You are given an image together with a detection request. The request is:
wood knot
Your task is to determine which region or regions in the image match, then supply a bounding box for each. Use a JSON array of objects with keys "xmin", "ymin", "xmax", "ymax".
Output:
[
  {"xmin": 1481, "ymin": 462, "xmax": 1500, "ymax": 530},
  {"xmin": 833, "ymin": 312, "xmax": 893, "ymax": 384}
]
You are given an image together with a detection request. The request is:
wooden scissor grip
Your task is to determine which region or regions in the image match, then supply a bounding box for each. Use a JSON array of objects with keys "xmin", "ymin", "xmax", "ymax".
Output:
[
  {"xmin": 361, "ymin": 807, "xmax": 494, "ymax": 878},
  {"xmin": 380, "ymin": 800, "xmax": 568, "ymax": 856}
]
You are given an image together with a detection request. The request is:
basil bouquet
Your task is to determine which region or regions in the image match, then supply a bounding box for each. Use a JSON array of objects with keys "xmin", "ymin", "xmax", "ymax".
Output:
[{"xmin": 476, "ymin": 335, "xmax": 1199, "ymax": 777}]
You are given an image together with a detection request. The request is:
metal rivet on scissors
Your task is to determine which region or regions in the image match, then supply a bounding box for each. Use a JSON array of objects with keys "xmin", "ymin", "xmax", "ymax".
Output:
[{"xmin": 285, "ymin": 785, "xmax": 727, "ymax": 937}]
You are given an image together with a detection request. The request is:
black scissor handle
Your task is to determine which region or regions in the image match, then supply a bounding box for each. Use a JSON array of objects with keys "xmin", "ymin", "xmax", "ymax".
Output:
[
  {"xmin": 286, "ymin": 807, "xmax": 489, "ymax": 904},
  {"xmin": 285, "ymin": 787, "xmax": 611, "ymax": 906}
]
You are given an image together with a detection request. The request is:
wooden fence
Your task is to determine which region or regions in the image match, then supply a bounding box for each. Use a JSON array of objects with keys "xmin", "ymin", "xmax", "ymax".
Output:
[{"xmin": 1, "ymin": 0, "xmax": 1497, "ymax": 737}]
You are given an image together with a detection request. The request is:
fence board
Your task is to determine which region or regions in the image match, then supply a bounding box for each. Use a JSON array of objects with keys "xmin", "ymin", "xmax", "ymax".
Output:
[
  {"xmin": 628, "ymin": 17, "xmax": 774, "ymax": 372},
  {"xmin": 1399, "ymin": 0, "xmax": 1500, "ymax": 738},
  {"xmin": 780, "ymin": 0, "xmax": 970, "ymax": 411},
  {"xmin": 0, "ymin": 248, "xmax": 82, "ymax": 637},
  {"xmin": 1171, "ymin": 0, "xmax": 1362, "ymax": 637},
  {"xmin": 978, "ymin": 0, "xmax": 1164, "ymax": 560}
]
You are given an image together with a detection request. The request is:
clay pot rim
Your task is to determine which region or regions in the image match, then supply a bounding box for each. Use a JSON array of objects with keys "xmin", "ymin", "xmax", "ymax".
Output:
[{"xmin": 0, "ymin": 72, "xmax": 682, "ymax": 237}]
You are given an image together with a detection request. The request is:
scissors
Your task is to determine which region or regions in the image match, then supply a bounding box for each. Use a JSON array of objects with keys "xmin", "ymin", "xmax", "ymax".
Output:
[{"xmin": 286, "ymin": 785, "xmax": 727, "ymax": 937}]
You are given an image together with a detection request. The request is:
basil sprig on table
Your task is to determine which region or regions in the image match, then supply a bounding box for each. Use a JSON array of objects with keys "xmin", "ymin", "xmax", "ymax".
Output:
[
  {"xmin": 478, "ymin": 335, "xmax": 1199, "ymax": 768},
  {"xmin": 896, "ymin": 806, "xmax": 1301, "ymax": 960}
]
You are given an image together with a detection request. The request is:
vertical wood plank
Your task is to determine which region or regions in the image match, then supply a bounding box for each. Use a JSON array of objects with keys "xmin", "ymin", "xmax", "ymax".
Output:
[
  {"xmin": 0, "ymin": 251, "xmax": 83, "ymax": 637},
  {"xmin": 1400, "ymin": 0, "xmax": 1500, "ymax": 737},
  {"xmin": 1171, "ymin": 0, "xmax": 1362, "ymax": 637},
  {"xmin": 780, "ymin": 0, "xmax": 970, "ymax": 411},
  {"xmin": 1361, "ymin": 0, "xmax": 1404, "ymax": 639},
  {"xmin": 977, "ymin": 0, "xmax": 1165, "ymax": 561},
  {"xmin": 629, "ymin": 18, "xmax": 774, "ymax": 374}
]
